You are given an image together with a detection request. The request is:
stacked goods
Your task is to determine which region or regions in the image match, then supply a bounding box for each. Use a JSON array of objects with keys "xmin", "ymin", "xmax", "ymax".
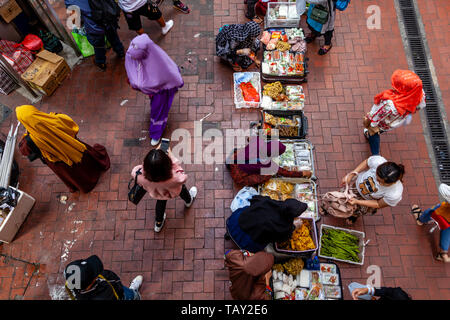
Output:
[
  {"xmin": 274, "ymin": 142, "xmax": 312, "ymax": 172},
  {"xmin": 261, "ymin": 28, "xmax": 306, "ymax": 78},
  {"xmin": 277, "ymin": 219, "xmax": 316, "ymax": 252},
  {"xmin": 261, "ymin": 82, "xmax": 305, "ymax": 110},
  {"xmin": 319, "ymin": 227, "xmax": 361, "ymax": 264},
  {"xmin": 262, "ymin": 112, "xmax": 301, "ymax": 137}
]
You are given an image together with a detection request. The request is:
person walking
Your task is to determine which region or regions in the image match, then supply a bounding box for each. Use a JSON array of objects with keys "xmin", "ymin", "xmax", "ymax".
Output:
[
  {"xmin": 131, "ymin": 147, "xmax": 197, "ymax": 233},
  {"xmin": 363, "ymin": 69, "xmax": 425, "ymax": 155},
  {"xmin": 125, "ymin": 34, "xmax": 183, "ymax": 146},
  {"xmin": 305, "ymin": 0, "xmax": 336, "ymax": 55},
  {"xmin": 216, "ymin": 21, "xmax": 262, "ymax": 72},
  {"xmin": 118, "ymin": 0, "xmax": 174, "ymax": 36},
  {"xmin": 64, "ymin": 255, "xmax": 143, "ymax": 300},
  {"xmin": 411, "ymin": 183, "xmax": 450, "ymax": 263},
  {"xmin": 339, "ymin": 155, "xmax": 405, "ymax": 224},
  {"xmin": 65, "ymin": 0, "xmax": 125, "ymax": 71},
  {"xmin": 16, "ymin": 105, "xmax": 110, "ymax": 194}
]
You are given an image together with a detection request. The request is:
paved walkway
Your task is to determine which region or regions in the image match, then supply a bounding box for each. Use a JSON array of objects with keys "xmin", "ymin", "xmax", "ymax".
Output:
[{"xmin": 0, "ymin": 0, "xmax": 449, "ymax": 300}]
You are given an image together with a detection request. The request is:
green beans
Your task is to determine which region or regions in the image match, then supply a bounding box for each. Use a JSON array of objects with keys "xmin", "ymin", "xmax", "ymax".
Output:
[{"xmin": 320, "ymin": 228, "xmax": 361, "ymax": 263}]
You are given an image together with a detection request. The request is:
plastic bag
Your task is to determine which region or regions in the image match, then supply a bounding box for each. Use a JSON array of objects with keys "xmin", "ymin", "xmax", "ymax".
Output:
[
  {"xmin": 239, "ymin": 82, "xmax": 260, "ymax": 102},
  {"xmin": 230, "ymin": 186, "xmax": 258, "ymax": 212},
  {"xmin": 20, "ymin": 34, "xmax": 43, "ymax": 52},
  {"xmin": 71, "ymin": 28, "xmax": 95, "ymax": 57}
]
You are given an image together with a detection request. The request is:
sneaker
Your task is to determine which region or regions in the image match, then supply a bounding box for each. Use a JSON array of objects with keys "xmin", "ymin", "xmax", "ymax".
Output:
[
  {"xmin": 161, "ymin": 20, "xmax": 174, "ymax": 35},
  {"xmin": 173, "ymin": 1, "xmax": 190, "ymax": 14},
  {"xmin": 154, "ymin": 213, "xmax": 166, "ymax": 232},
  {"xmin": 151, "ymin": 138, "xmax": 161, "ymax": 146},
  {"xmin": 185, "ymin": 186, "xmax": 198, "ymax": 208},
  {"xmin": 129, "ymin": 275, "xmax": 143, "ymax": 291}
]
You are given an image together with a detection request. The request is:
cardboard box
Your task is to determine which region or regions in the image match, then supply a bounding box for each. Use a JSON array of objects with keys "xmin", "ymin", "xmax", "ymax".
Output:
[
  {"xmin": 0, "ymin": 188, "xmax": 35, "ymax": 243},
  {"xmin": 21, "ymin": 50, "xmax": 70, "ymax": 96},
  {"xmin": 0, "ymin": 0, "xmax": 22, "ymax": 23}
]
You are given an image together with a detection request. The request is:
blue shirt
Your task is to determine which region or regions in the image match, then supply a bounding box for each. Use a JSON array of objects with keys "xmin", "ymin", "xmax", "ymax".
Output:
[{"xmin": 65, "ymin": 0, "xmax": 105, "ymax": 35}]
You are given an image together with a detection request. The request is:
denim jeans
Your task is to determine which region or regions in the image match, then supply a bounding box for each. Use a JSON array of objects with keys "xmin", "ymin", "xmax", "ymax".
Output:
[
  {"xmin": 85, "ymin": 26, "xmax": 125, "ymax": 64},
  {"xmin": 122, "ymin": 286, "xmax": 141, "ymax": 300},
  {"xmin": 368, "ymin": 132, "xmax": 380, "ymax": 155},
  {"xmin": 419, "ymin": 206, "xmax": 450, "ymax": 251}
]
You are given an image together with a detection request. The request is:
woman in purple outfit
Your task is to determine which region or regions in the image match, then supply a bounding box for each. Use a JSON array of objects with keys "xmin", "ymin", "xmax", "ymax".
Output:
[{"xmin": 125, "ymin": 34, "xmax": 184, "ymax": 146}]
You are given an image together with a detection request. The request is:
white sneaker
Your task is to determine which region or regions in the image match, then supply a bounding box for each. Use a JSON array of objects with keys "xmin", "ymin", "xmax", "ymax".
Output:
[
  {"xmin": 161, "ymin": 20, "xmax": 174, "ymax": 35},
  {"xmin": 129, "ymin": 275, "xmax": 143, "ymax": 291},
  {"xmin": 151, "ymin": 138, "xmax": 161, "ymax": 146},
  {"xmin": 185, "ymin": 186, "xmax": 197, "ymax": 208},
  {"xmin": 154, "ymin": 213, "xmax": 166, "ymax": 232}
]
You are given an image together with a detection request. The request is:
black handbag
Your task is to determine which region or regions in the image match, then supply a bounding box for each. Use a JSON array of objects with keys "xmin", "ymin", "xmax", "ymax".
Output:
[
  {"xmin": 128, "ymin": 169, "xmax": 146, "ymax": 205},
  {"xmin": 310, "ymin": 1, "xmax": 330, "ymax": 25}
]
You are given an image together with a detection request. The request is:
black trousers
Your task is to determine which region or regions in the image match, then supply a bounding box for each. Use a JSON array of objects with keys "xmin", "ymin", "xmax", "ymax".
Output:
[
  {"xmin": 308, "ymin": 26, "xmax": 334, "ymax": 46},
  {"xmin": 155, "ymin": 184, "xmax": 191, "ymax": 223}
]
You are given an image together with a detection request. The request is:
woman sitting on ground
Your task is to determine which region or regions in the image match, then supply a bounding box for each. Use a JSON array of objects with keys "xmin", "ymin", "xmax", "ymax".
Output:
[
  {"xmin": 339, "ymin": 155, "xmax": 405, "ymax": 224},
  {"xmin": 216, "ymin": 21, "xmax": 262, "ymax": 72}
]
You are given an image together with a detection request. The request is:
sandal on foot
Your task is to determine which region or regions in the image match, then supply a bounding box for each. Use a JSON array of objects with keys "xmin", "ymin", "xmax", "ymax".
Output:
[
  {"xmin": 410, "ymin": 205, "xmax": 423, "ymax": 225},
  {"xmin": 318, "ymin": 44, "xmax": 333, "ymax": 55},
  {"xmin": 436, "ymin": 252, "xmax": 450, "ymax": 263}
]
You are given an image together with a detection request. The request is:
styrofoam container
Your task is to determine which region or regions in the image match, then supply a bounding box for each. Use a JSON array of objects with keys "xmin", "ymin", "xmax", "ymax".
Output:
[
  {"xmin": 318, "ymin": 224, "xmax": 366, "ymax": 266},
  {"xmin": 233, "ymin": 72, "xmax": 262, "ymax": 109}
]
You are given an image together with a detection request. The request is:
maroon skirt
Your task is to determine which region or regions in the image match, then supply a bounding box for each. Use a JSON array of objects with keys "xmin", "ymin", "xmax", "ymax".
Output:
[{"xmin": 19, "ymin": 138, "xmax": 110, "ymax": 193}]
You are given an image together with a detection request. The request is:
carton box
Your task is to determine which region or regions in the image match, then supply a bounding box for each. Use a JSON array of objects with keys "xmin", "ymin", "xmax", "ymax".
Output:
[
  {"xmin": 21, "ymin": 50, "xmax": 70, "ymax": 96},
  {"xmin": 0, "ymin": 188, "xmax": 35, "ymax": 243},
  {"xmin": 0, "ymin": 0, "xmax": 22, "ymax": 23}
]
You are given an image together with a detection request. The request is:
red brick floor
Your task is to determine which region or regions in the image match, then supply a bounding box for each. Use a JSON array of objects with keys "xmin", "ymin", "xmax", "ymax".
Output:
[{"xmin": 0, "ymin": 0, "xmax": 449, "ymax": 300}]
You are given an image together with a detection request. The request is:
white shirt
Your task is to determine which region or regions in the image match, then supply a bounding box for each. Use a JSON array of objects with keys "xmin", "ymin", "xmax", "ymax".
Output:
[
  {"xmin": 118, "ymin": 0, "xmax": 147, "ymax": 12},
  {"xmin": 355, "ymin": 156, "xmax": 403, "ymax": 207}
]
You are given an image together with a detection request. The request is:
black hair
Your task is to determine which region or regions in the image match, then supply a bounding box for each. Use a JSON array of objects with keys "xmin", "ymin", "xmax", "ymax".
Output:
[
  {"xmin": 376, "ymin": 162, "xmax": 405, "ymax": 184},
  {"xmin": 143, "ymin": 149, "xmax": 173, "ymax": 182}
]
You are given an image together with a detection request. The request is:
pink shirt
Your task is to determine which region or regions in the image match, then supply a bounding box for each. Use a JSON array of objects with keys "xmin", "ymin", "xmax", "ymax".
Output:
[{"xmin": 131, "ymin": 152, "xmax": 187, "ymax": 200}]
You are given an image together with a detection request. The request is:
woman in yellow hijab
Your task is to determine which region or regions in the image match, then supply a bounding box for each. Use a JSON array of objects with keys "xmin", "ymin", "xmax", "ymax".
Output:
[{"xmin": 16, "ymin": 105, "xmax": 110, "ymax": 193}]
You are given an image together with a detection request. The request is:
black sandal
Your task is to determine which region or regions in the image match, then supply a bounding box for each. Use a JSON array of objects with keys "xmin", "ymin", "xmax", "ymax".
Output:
[
  {"xmin": 410, "ymin": 205, "xmax": 423, "ymax": 225},
  {"xmin": 318, "ymin": 44, "xmax": 333, "ymax": 55}
]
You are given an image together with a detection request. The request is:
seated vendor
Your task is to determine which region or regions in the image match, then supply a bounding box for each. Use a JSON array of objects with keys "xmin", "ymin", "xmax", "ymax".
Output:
[
  {"xmin": 226, "ymin": 136, "xmax": 312, "ymax": 189},
  {"xmin": 216, "ymin": 21, "xmax": 262, "ymax": 72}
]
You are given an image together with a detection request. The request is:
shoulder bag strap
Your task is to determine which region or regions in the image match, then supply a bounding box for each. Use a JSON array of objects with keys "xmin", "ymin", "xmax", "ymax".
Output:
[{"xmin": 97, "ymin": 274, "xmax": 120, "ymax": 300}]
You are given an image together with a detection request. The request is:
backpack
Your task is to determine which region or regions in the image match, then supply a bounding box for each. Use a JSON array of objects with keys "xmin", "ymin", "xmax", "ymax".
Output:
[
  {"xmin": 320, "ymin": 172, "xmax": 358, "ymax": 218},
  {"xmin": 335, "ymin": 0, "xmax": 350, "ymax": 11},
  {"xmin": 88, "ymin": 0, "xmax": 121, "ymax": 26}
]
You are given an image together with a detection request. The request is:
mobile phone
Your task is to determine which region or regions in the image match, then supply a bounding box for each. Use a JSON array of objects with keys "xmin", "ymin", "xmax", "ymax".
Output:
[{"xmin": 160, "ymin": 138, "xmax": 170, "ymax": 153}]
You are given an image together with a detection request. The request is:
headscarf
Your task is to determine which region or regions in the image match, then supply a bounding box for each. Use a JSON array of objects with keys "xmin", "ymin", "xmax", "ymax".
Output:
[
  {"xmin": 439, "ymin": 183, "xmax": 450, "ymax": 202},
  {"xmin": 238, "ymin": 195, "xmax": 307, "ymax": 245},
  {"xmin": 16, "ymin": 105, "xmax": 86, "ymax": 166},
  {"xmin": 216, "ymin": 21, "xmax": 261, "ymax": 58},
  {"xmin": 236, "ymin": 136, "xmax": 286, "ymax": 174},
  {"xmin": 125, "ymin": 34, "xmax": 184, "ymax": 95},
  {"xmin": 374, "ymin": 70, "xmax": 424, "ymax": 115}
]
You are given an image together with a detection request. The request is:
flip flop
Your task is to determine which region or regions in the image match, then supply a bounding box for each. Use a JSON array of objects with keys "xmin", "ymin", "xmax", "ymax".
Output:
[{"xmin": 318, "ymin": 44, "xmax": 333, "ymax": 55}]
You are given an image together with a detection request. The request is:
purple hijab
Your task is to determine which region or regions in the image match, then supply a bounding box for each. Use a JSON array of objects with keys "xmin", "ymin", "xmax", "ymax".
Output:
[
  {"xmin": 236, "ymin": 136, "xmax": 286, "ymax": 174},
  {"xmin": 125, "ymin": 34, "xmax": 183, "ymax": 95}
]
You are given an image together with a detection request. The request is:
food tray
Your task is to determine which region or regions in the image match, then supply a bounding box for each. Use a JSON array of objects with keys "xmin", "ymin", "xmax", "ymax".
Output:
[
  {"xmin": 318, "ymin": 224, "xmax": 367, "ymax": 266},
  {"xmin": 273, "ymin": 139, "xmax": 315, "ymax": 176},
  {"xmin": 261, "ymin": 83, "xmax": 305, "ymax": 111},
  {"xmin": 233, "ymin": 72, "xmax": 262, "ymax": 109},
  {"xmin": 274, "ymin": 217, "xmax": 318, "ymax": 256},
  {"xmin": 261, "ymin": 109, "xmax": 308, "ymax": 139},
  {"xmin": 265, "ymin": 2, "xmax": 301, "ymax": 28},
  {"xmin": 258, "ymin": 177, "xmax": 319, "ymax": 222},
  {"xmin": 260, "ymin": 27, "xmax": 308, "ymax": 84}
]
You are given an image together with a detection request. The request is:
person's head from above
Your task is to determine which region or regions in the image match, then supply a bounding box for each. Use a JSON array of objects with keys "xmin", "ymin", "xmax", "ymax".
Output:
[
  {"xmin": 143, "ymin": 149, "xmax": 173, "ymax": 182},
  {"xmin": 15, "ymin": 105, "xmax": 40, "ymax": 126},
  {"xmin": 244, "ymin": 21, "xmax": 261, "ymax": 40},
  {"xmin": 127, "ymin": 34, "xmax": 151, "ymax": 61},
  {"xmin": 64, "ymin": 255, "xmax": 104, "ymax": 292},
  {"xmin": 376, "ymin": 161, "xmax": 405, "ymax": 186}
]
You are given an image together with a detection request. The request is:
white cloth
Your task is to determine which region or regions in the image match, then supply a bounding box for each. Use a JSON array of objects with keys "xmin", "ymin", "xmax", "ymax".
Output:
[
  {"xmin": 118, "ymin": 0, "xmax": 147, "ymax": 12},
  {"xmin": 356, "ymin": 156, "xmax": 403, "ymax": 207},
  {"xmin": 439, "ymin": 183, "xmax": 450, "ymax": 202},
  {"xmin": 230, "ymin": 186, "xmax": 258, "ymax": 212}
]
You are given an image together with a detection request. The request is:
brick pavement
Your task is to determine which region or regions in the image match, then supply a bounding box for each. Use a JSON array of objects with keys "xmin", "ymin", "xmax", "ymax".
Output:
[{"xmin": 0, "ymin": 0, "xmax": 448, "ymax": 300}]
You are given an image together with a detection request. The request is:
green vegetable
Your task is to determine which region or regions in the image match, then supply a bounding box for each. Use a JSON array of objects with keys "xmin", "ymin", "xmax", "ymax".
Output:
[{"xmin": 320, "ymin": 228, "xmax": 361, "ymax": 263}]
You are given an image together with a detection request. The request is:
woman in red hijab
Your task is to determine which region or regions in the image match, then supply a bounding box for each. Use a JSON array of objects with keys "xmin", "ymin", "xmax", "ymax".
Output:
[{"xmin": 363, "ymin": 70, "xmax": 426, "ymax": 155}]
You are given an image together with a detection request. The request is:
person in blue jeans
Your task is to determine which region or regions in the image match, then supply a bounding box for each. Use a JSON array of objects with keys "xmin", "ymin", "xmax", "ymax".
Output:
[
  {"xmin": 64, "ymin": 255, "xmax": 143, "ymax": 300},
  {"xmin": 65, "ymin": 0, "xmax": 125, "ymax": 71},
  {"xmin": 411, "ymin": 183, "xmax": 450, "ymax": 263}
]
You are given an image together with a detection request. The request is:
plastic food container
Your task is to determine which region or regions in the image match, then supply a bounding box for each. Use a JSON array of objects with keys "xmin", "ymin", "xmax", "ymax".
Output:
[
  {"xmin": 233, "ymin": 72, "xmax": 262, "ymax": 109},
  {"xmin": 265, "ymin": 2, "xmax": 300, "ymax": 28},
  {"xmin": 318, "ymin": 224, "xmax": 367, "ymax": 266},
  {"xmin": 274, "ymin": 217, "xmax": 318, "ymax": 255},
  {"xmin": 273, "ymin": 139, "xmax": 315, "ymax": 176}
]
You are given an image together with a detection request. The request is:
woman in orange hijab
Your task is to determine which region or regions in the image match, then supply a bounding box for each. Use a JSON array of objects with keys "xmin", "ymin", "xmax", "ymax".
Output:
[
  {"xmin": 363, "ymin": 70, "xmax": 426, "ymax": 155},
  {"xmin": 16, "ymin": 105, "xmax": 110, "ymax": 193}
]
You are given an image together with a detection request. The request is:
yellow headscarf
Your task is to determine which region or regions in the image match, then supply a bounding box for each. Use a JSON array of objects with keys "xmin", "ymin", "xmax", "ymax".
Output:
[{"xmin": 16, "ymin": 105, "xmax": 87, "ymax": 166}]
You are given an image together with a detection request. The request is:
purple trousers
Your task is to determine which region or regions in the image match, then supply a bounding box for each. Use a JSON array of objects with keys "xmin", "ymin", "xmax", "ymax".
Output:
[{"xmin": 149, "ymin": 87, "xmax": 179, "ymax": 140}]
